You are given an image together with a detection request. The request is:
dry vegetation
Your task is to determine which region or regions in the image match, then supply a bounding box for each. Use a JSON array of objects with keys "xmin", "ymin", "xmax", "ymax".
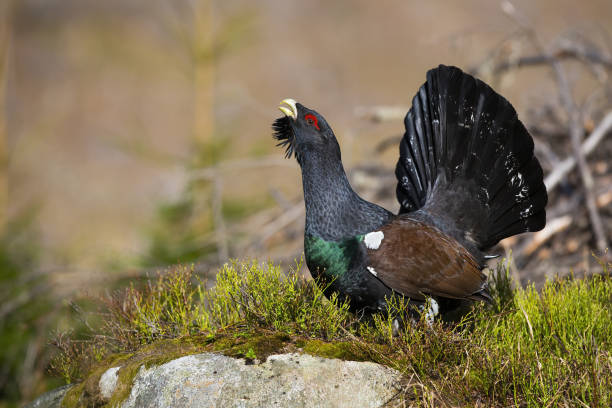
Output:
[{"xmin": 52, "ymin": 257, "xmax": 611, "ymax": 407}]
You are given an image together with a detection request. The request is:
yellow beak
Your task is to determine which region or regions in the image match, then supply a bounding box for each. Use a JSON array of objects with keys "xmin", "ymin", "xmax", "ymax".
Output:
[{"xmin": 278, "ymin": 98, "xmax": 297, "ymax": 119}]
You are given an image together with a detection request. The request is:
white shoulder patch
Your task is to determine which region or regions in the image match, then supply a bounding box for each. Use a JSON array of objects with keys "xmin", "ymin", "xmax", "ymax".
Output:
[
  {"xmin": 366, "ymin": 266, "xmax": 377, "ymax": 276},
  {"xmin": 364, "ymin": 231, "xmax": 384, "ymax": 250}
]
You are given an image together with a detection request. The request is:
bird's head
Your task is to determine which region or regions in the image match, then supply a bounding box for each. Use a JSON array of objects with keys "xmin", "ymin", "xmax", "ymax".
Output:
[{"xmin": 273, "ymin": 99, "xmax": 340, "ymax": 165}]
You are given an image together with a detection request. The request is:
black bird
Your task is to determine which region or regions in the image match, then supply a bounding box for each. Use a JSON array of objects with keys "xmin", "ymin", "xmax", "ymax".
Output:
[{"xmin": 273, "ymin": 65, "xmax": 547, "ymax": 318}]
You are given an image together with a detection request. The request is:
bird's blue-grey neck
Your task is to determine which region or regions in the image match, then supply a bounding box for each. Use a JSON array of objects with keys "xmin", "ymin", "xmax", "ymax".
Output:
[{"xmin": 300, "ymin": 152, "xmax": 393, "ymax": 241}]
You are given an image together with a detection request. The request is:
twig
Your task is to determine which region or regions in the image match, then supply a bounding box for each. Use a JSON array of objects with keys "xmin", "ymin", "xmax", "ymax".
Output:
[
  {"xmin": 375, "ymin": 135, "xmax": 403, "ymax": 153},
  {"xmin": 532, "ymin": 135, "xmax": 561, "ymax": 170},
  {"xmin": 471, "ymin": 3, "xmax": 612, "ymax": 79},
  {"xmin": 471, "ymin": 48, "xmax": 612, "ymax": 77},
  {"xmin": 268, "ymin": 188, "xmax": 293, "ymax": 211},
  {"xmin": 544, "ymin": 112, "xmax": 612, "ymax": 191},
  {"xmin": 258, "ymin": 203, "xmax": 304, "ymax": 245},
  {"xmin": 186, "ymin": 155, "xmax": 298, "ymax": 262},
  {"xmin": 521, "ymin": 215, "xmax": 573, "ymax": 256},
  {"xmin": 596, "ymin": 189, "xmax": 612, "ymax": 208},
  {"xmin": 212, "ymin": 173, "xmax": 229, "ymax": 262},
  {"xmin": 511, "ymin": 187, "xmax": 610, "ymax": 261},
  {"xmin": 550, "ymin": 59, "xmax": 609, "ymax": 255}
]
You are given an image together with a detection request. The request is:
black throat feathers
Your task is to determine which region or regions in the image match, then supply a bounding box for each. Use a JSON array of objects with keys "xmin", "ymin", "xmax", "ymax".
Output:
[{"xmin": 300, "ymin": 150, "xmax": 393, "ymax": 241}]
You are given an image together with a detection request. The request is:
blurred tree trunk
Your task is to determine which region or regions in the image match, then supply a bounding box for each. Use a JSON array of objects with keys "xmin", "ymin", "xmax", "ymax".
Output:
[
  {"xmin": 193, "ymin": 0, "xmax": 215, "ymax": 158},
  {"xmin": 192, "ymin": 1, "xmax": 229, "ymax": 261},
  {"xmin": 0, "ymin": 0, "xmax": 13, "ymax": 235}
]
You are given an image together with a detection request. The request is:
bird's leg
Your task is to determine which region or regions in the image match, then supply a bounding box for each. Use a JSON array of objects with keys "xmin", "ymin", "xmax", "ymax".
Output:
[
  {"xmin": 418, "ymin": 297, "xmax": 439, "ymax": 327},
  {"xmin": 391, "ymin": 318, "xmax": 401, "ymax": 337}
]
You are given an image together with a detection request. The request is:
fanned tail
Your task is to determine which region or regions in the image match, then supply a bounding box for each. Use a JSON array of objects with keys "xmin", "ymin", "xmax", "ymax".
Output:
[{"xmin": 395, "ymin": 65, "xmax": 547, "ymax": 255}]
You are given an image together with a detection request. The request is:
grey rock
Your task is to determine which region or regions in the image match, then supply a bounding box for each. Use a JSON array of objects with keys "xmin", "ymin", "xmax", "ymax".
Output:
[
  {"xmin": 99, "ymin": 366, "xmax": 121, "ymax": 400},
  {"xmin": 24, "ymin": 385, "xmax": 71, "ymax": 408},
  {"xmin": 121, "ymin": 352, "xmax": 402, "ymax": 408}
]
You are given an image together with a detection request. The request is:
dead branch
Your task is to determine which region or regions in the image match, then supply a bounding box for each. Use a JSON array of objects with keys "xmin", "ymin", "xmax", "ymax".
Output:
[
  {"xmin": 375, "ymin": 135, "xmax": 403, "ymax": 153},
  {"xmin": 550, "ymin": 61, "xmax": 609, "ymax": 255},
  {"xmin": 521, "ymin": 216, "xmax": 573, "ymax": 256},
  {"xmin": 475, "ymin": 2, "xmax": 612, "ymax": 79},
  {"xmin": 185, "ymin": 155, "xmax": 299, "ymax": 261},
  {"xmin": 268, "ymin": 188, "xmax": 293, "ymax": 211},
  {"xmin": 544, "ymin": 112, "xmax": 612, "ymax": 191},
  {"xmin": 518, "ymin": 187, "xmax": 612, "ymax": 257},
  {"xmin": 596, "ymin": 190, "xmax": 612, "ymax": 208},
  {"xmin": 257, "ymin": 203, "xmax": 304, "ymax": 245},
  {"xmin": 212, "ymin": 174, "xmax": 228, "ymax": 263},
  {"xmin": 470, "ymin": 47, "xmax": 612, "ymax": 78}
]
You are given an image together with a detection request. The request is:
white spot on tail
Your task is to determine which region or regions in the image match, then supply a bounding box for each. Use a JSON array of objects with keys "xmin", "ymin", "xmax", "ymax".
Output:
[
  {"xmin": 511, "ymin": 172, "xmax": 530, "ymax": 200},
  {"xmin": 364, "ymin": 231, "xmax": 384, "ymax": 250},
  {"xmin": 366, "ymin": 266, "xmax": 377, "ymax": 276},
  {"xmin": 520, "ymin": 204, "xmax": 534, "ymax": 219}
]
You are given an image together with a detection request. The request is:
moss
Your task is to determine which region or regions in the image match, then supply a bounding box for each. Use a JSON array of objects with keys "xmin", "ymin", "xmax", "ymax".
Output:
[
  {"xmin": 300, "ymin": 339, "xmax": 376, "ymax": 362},
  {"xmin": 60, "ymin": 329, "xmax": 385, "ymax": 407},
  {"xmin": 105, "ymin": 363, "xmax": 142, "ymax": 407},
  {"xmin": 61, "ymin": 382, "xmax": 85, "ymax": 408},
  {"xmin": 209, "ymin": 330, "xmax": 291, "ymax": 361},
  {"xmin": 206, "ymin": 329, "xmax": 381, "ymax": 364}
]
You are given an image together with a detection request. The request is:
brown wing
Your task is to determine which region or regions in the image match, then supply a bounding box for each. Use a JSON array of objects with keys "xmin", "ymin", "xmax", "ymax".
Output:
[{"xmin": 366, "ymin": 216, "xmax": 485, "ymax": 301}]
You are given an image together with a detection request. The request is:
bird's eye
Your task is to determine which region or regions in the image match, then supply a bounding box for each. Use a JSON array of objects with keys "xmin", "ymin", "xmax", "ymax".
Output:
[{"xmin": 304, "ymin": 114, "xmax": 320, "ymax": 130}]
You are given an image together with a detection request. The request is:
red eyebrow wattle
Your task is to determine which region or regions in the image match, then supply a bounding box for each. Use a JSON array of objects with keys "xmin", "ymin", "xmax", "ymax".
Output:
[{"xmin": 305, "ymin": 114, "xmax": 320, "ymax": 130}]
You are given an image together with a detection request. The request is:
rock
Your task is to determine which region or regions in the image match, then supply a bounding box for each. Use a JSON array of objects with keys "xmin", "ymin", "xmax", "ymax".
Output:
[
  {"xmin": 99, "ymin": 366, "xmax": 121, "ymax": 400},
  {"xmin": 27, "ymin": 352, "xmax": 402, "ymax": 407},
  {"xmin": 122, "ymin": 352, "xmax": 402, "ymax": 408},
  {"xmin": 24, "ymin": 385, "xmax": 72, "ymax": 408}
]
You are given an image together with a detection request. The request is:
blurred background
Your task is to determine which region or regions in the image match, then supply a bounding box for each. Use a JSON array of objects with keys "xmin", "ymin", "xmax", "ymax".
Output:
[{"xmin": 1, "ymin": 0, "xmax": 611, "ymax": 405}]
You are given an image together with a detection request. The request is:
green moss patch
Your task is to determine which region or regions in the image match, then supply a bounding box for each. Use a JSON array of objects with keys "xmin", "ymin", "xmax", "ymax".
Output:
[
  {"xmin": 299, "ymin": 339, "xmax": 375, "ymax": 362},
  {"xmin": 208, "ymin": 330, "xmax": 290, "ymax": 361}
]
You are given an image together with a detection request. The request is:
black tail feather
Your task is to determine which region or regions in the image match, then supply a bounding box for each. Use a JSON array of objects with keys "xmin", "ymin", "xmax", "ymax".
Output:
[{"xmin": 396, "ymin": 65, "xmax": 547, "ymax": 254}]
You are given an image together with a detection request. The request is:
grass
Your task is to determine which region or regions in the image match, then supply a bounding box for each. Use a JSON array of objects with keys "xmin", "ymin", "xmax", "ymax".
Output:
[{"xmin": 51, "ymin": 256, "xmax": 612, "ymax": 407}]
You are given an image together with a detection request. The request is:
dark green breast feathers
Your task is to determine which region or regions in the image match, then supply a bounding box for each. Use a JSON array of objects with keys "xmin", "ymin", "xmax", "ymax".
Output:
[
  {"xmin": 303, "ymin": 233, "xmax": 392, "ymax": 313},
  {"xmin": 272, "ymin": 65, "xmax": 547, "ymax": 317},
  {"xmin": 304, "ymin": 234, "xmax": 363, "ymax": 280}
]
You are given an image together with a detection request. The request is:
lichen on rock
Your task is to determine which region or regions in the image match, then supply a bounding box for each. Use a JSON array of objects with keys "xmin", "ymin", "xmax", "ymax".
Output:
[
  {"xmin": 29, "ymin": 351, "xmax": 402, "ymax": 408},
  {"xmin": 121, "ymin": 352, "xmax": 401, "ymax": 408}
]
